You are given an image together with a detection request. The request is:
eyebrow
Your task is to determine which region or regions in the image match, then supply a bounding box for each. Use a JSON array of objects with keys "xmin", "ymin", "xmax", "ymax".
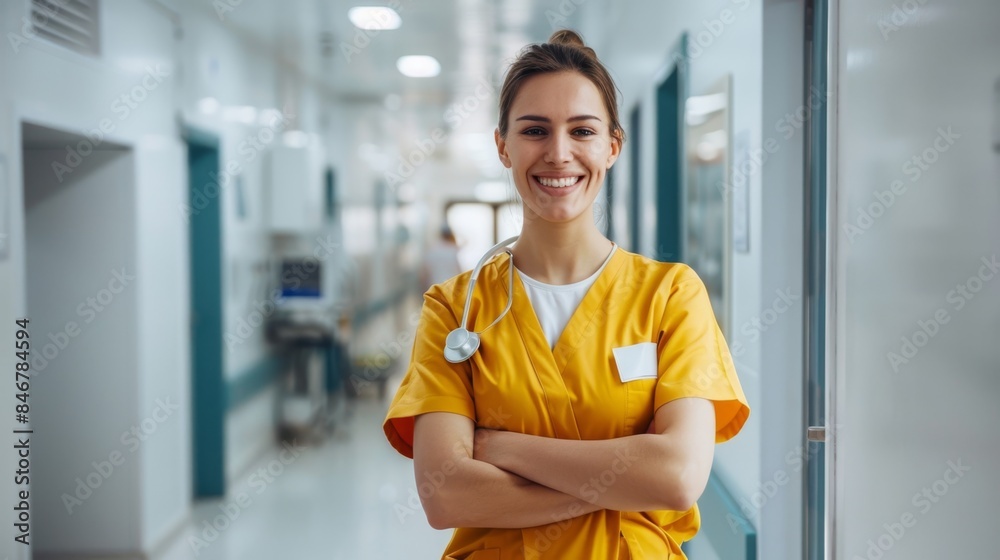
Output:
[{"xmin": 514, "ymin": 114, "xmax": 602, "ymax": 123}]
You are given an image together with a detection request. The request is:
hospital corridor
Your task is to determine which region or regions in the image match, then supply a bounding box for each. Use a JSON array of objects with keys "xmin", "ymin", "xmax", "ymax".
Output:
[{"xmin": 0, "ymin": 0, "xmax": 998, "ymax": 558}]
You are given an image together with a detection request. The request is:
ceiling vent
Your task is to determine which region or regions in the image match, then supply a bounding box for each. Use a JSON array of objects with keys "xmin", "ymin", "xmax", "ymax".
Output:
[{"xmin": 30, "ymin": 0, "xmax": 101, "ymax": 57}]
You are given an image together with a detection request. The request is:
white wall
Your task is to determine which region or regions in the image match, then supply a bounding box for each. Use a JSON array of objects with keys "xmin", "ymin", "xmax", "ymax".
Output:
[
  {"xmin": 0, "ymin": 0, "xmax": 185, "ymax": 555},
  {"xmin": 135, "ymin": 135, "xmax": 190, "ymax": 549},
  {"xmin": 757, "ymin": 1, "xmax": 807, "ymax": 558},
  {"xmin": 832, "ymin": 0, "xmax": 1000, "ymax": 557}
]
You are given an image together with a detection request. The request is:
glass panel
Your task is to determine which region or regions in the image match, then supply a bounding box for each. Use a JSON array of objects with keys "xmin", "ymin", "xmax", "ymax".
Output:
[{"xmin": 683, "ymin": 75, "xmax": 731, "ymax": 336}]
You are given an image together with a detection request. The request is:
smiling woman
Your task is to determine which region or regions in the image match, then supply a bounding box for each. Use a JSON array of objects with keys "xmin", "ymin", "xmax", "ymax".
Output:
[{"xmin": 383, "ymin": 29, "xmax": 749, "ymax": 560}]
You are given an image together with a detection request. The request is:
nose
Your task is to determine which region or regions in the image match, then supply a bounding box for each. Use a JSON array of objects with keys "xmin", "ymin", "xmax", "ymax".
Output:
[{"xmin": 543, "ymin": 132, "xmax": 573, "ymax": 165}]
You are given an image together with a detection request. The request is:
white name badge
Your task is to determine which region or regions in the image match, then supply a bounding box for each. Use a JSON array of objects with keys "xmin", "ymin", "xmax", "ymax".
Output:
[{"xmin": 612, "ymin": 342, "xmax": 658, "ymax": 383}]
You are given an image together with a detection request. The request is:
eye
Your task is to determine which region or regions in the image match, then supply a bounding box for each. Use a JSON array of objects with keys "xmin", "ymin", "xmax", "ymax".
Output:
[
  {"xmin": 521, "ymin": 127, "xmax": 546, "ymax": 136},
  {"xmin": 573, "ymin": 128, "xmax": 596, "ymax": 137}
]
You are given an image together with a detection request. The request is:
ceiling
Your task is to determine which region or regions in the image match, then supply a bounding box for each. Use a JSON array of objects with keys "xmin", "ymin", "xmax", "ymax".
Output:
[
  {"xmin": 178, "ymin": 0, "xmax": 593, "ymax": 182},
  {"xmin": 184, "ymin": 0, "xmax": 587, "ymax": 104}
]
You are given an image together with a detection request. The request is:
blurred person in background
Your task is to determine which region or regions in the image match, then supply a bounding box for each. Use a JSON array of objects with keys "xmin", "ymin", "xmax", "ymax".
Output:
[{"xmin": 421, "ymin": 225, "xmax": 463, "ymax": 293}]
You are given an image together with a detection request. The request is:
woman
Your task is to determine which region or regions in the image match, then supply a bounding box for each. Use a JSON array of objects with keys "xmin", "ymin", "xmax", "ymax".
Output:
[{"xmin": 384, "ymin": 30, "xmax": 749, "ymax": 559}]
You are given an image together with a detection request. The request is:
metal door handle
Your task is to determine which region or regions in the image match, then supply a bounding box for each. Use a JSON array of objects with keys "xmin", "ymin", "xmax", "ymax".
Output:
[{"xmin": 807, "ymin": 426, "xmax": 826, "ymax": 442}]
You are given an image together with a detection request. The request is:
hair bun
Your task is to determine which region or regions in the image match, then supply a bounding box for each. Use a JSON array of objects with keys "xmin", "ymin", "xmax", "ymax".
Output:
[
  {"xmin": 548, "ymin": 29, "xmax": 586, "ymax": 48},
  {"xmin": 547, "ymin": 29, "xmax": 597, "ymax": 59}
]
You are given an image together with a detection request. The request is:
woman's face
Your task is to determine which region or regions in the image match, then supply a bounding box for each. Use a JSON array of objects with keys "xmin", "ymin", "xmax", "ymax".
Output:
[{"xmin": 496, "ymin": 71, "xmax": 620, "ymax": 225}]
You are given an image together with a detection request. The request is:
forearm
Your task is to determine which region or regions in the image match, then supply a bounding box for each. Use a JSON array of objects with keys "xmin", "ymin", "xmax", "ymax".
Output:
[
  {"xmin": 424, "ymin": 455, "xmax": 602, "ymax": 529},
  {"xmin": 479, "ymin": 432, "xmax": 696, "ymax": 512}
]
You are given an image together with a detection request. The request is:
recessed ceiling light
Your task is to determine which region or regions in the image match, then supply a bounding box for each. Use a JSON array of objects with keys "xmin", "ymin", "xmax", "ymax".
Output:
[
  {"xmin": 348, "ymin": 7, "xmax": 402, "ymax": 30},
  {"xmin": 397, "ymin": 55, "xmax": 440, "ymax": 78}
]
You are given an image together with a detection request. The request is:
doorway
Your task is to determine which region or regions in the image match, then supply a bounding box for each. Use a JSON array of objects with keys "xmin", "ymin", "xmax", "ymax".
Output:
[
  {"xmin": 22, "ymin": 121, "xmax": 137, "ymax": 550},
  {"xmin": 655, "ymin": 35, "xmax": 688, "ymax": 263}
]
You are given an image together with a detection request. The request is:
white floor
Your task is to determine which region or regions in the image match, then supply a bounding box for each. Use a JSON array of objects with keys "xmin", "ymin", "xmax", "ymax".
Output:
[{"xmin": 155, "ymin": 386, "xmax": 453, "ymax": 560}]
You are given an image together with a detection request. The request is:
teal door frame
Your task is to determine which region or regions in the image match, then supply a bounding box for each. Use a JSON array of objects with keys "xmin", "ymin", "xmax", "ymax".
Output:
[
  {"xmin": 604, "ymin": 165, "xmax": 615, "ymax": 241},
  {"xmin": 628, "ymin": 105, "xmax": 642, "ymax": 252},
  {"xmin": 804, "ymin": 1, "xmax": 829, "ymax": 558},
  {"xmin": 185, "ymin": 126, "xmax": 226, "ymax": 498},
  {"xmin": 654, "ymin": 34, "xmax": 689, "ymax": 263}
]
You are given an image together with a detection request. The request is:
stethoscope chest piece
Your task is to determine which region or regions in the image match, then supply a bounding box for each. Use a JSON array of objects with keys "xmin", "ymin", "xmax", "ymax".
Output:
[
  {"xmin": 440, "ymin": 235, "xmax": 519, "ymax": 364},
  {"xmin": 444, "ymin": 328, "xmax": 480, "ymax": 363}
]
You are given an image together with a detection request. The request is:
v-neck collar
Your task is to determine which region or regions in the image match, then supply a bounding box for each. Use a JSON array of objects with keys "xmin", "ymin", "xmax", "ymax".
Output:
[{"xmin": 495, "ymin": 248, "xmax": 628, "ymax": 439}]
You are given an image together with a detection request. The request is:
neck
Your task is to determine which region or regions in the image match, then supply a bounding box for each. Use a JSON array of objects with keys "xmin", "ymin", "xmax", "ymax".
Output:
[{"xmin": 511, "ymin": 211, "xmax": 613, "ymax": 285}]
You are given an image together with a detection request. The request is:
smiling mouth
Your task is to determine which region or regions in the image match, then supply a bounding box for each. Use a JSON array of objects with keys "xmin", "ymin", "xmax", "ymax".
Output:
[{"xmin": 534, "ymin": 176, "xmax": 583, "ymax": 188}]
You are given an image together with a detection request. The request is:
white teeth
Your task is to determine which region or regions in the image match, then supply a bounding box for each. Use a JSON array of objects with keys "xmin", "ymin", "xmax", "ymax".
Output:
[{"xmin": 536, "ymin": 176, "xmax": 581, "ymax": 188}]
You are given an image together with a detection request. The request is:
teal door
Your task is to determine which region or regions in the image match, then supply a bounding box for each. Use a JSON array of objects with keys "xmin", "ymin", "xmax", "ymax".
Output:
[
  {"xmin": 186, "ymin": 129, "xmax": 225, "ymax": 498},
  {"xmin": 628, "ymin": 105, "xmax": 642, "ymax": 252},
  {"xmin": 655, "ymin": 35, "xmax": 688, "ymax": 263}
]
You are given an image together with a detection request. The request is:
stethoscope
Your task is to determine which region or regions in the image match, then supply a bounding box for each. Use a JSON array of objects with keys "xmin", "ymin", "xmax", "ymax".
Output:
[{"xmin": 443, "ymin": 235, "xmax": 520, "ymax": 363}]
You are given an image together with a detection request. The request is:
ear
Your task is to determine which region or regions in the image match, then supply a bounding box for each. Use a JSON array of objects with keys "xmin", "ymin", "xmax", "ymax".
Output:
[
  {"xmin": 495, "ymin": 128, "xmax": 511, "ymax": 168},
  {"xmin": 606, "ymin": 132, "xmax": 622, "ymax": 169}
]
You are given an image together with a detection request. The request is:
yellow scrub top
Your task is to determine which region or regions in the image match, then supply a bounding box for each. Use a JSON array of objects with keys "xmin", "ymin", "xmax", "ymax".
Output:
[{"xmin": 384, "ymin": 248, "xmax": 750, "ymax": 560}]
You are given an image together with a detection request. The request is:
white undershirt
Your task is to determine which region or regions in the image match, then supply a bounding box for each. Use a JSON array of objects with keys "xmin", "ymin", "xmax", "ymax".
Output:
[{"xmin": 516, "ymin": 244, "xmax": 617, "ymax": 349}]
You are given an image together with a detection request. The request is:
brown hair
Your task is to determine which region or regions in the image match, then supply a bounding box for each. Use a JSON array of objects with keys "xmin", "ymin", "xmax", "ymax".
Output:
[{"xmin": 497, "ymin": 29, "xmax": 625, "ymax": 145}]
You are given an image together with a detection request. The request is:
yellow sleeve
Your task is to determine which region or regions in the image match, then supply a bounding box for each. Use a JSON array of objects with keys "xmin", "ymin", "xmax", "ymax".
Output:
[
  {"xmin": 654, "ymin": 265, "xmax": 750, "ymax": 443},
  {"xmin": 383, "ymin": 284, "xmax": 476, "ymax": 459}
]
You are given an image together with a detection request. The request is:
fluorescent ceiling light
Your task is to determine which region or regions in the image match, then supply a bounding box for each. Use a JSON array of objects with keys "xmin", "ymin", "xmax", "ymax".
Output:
[
  {"xmin": 397, "ymin": 55, "xmax": 440, "ymax": 78},
  {"xmin": 348, "ymin": 7, "xmax": 401, "ymax": 30}
]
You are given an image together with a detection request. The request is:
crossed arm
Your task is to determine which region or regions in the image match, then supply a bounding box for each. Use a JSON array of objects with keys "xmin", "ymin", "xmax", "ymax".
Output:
[{"xmin": 412, "ymin": 397, "xmax": 716, "ymax": 530}]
